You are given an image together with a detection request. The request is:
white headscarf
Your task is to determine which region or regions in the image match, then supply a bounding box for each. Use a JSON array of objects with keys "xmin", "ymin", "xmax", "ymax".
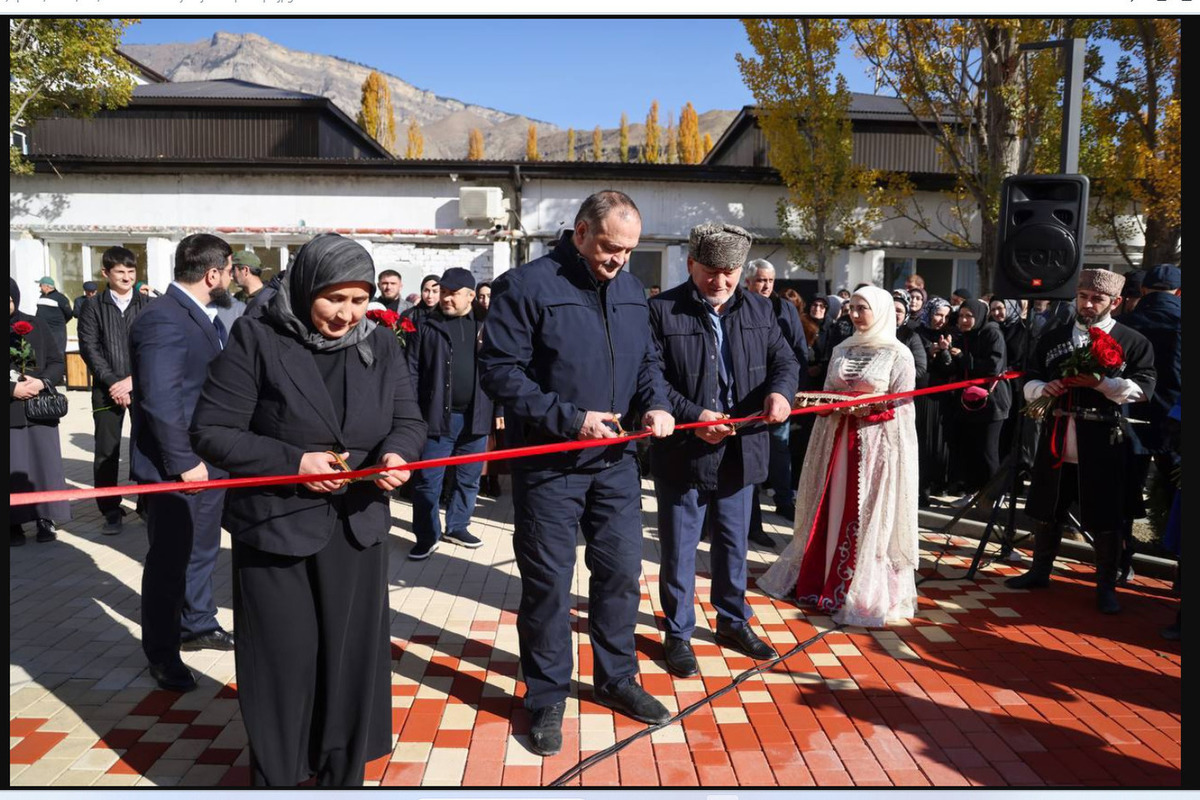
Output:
[{"xmin": 842, "ymin": 285, "xmax": 901, "ymax": 349}]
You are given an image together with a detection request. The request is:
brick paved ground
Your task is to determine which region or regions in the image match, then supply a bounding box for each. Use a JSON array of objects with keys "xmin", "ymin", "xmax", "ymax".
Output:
[{"xmin": 9, "ymin": 397, "xmax": 1181, "ymax": 787}]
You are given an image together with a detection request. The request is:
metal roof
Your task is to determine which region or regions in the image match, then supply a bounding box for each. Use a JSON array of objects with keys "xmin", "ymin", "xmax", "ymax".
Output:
[{"xmin": 132, "ymin": 79, "xmax": 324, "ymax": 102}]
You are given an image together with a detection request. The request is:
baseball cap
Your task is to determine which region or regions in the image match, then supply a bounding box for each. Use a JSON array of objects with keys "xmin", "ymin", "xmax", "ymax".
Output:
[
  {"xmin": 36, "ymin": 277, "xmax": 56, "ymax": 288},
  {"xmin": 1144, "ymin": 264, "xmax": 1181, "ymax": 291},
  {"xmin": 232, "ymin": 250, "xmax": 263, "ymax": 270},
  {"xmin": 438, "ymin": 267, "xmax": 476, "ymax": 293}
]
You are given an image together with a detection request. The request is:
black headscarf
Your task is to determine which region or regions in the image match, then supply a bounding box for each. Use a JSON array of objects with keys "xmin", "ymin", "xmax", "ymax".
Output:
[
  {"xmin": 959, "ymin": 298, "xmax": 990, "ymax": 333},
  {"xmin": 10, "ymin": 277, "xmax": 20, "ymax": 317},
  {"xmin": 264, "ymin": 234, "xmax": 378, "ymax": 365}
]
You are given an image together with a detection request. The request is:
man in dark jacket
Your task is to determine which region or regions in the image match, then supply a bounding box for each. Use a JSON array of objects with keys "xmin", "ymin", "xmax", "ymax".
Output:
[
  {"xmin": 649, "ymin": 226, "xmax": 797, "ymax": 678},
  {"xmin": 78, "ymin": 247, "xmax": 152, "ymax": 534},
  {"xmin": 130, "ymin": 233, "xmax": 237, "ymax": 692},
  {"xmin": 376, "ymin": 269, "xmax": 412, "ymax": 314},
  {"xmin": 1120, "ymin": 263, "xmax": 1181, "ymax": 580},
  {"xmin": 405, "ymin": 267, "xmax": 494, "ymax": 559},
  {"xmin": 479, "ymin": 190, "xmax": 675, "ymax": 756},
  {"xmin": 73, "ymin": 281, "xmax": 98, "ymax": 320},
  {"xmin": 34, "ymin": 276, "xmax": 72, "ymax": 368}
]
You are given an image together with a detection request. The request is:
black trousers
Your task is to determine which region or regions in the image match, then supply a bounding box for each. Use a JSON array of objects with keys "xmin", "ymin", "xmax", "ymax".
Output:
[
  {"xmin": 233, "ymin": 519, "xmax": 391, "ymax": 787},
  {"xmin": 141, "ymin": 488, "xmax": 224, "ymax": 665},
  {"xmin": 92, "ymin": 388, "xmax": 127, "ymax": 516},
  {"xmin": 959, "ymin": 416, "xmax": 1004, "ymax": 493},
  {"xmin": 512, "ymin": 457, "xmax": 643, "ymax": 711}
]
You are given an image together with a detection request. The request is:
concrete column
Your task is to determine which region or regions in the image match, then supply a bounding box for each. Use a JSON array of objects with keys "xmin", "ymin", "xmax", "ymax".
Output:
[
  {"xmin": 145, "ymin": 237, "xmax": 176, "ymax": 292},
  {"xmin": 862, "ymin": 249, "xmax": 886, "ymax": 287},
  {"xmin": 527, "ymin": 239, "xmax": 547, "ymax": 262},
  {"xmin": 491, "ymin": 240, "xmax": 512, "ymax": 280},
  {"xmin": 12, "ymin": 235, "xmax": 47, "ymax": 315}
]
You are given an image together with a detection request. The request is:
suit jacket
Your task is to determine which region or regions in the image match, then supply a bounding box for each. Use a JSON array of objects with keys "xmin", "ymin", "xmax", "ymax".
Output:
[
  {"xmin": 189, "ymin": 314, "xmax": 427, "ymax": 557},
  {"xmin": 129, "ymin": 284, "xmax": 227, "ymax": 484}
]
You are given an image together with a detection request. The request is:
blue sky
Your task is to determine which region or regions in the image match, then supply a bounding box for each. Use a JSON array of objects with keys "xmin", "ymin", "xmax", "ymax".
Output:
[{"xmin": 123, "ymin": 18, "xmax": 879, "ymax": 130}]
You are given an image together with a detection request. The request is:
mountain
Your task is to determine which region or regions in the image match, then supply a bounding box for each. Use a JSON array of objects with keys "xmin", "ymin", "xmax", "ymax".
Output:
[{"xmin": 123, "ymin": 32, "xmax": 736, "ymax": 161}]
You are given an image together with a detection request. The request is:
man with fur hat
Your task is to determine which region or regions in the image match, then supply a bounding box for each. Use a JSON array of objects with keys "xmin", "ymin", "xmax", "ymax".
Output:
[
  {"xmin": 648, "ymin": 224, "xmax": 798, "ymax": 677},
  {"xmin": 1006, "ymin": 268, "xmax": 1156, "ymax": 614}
]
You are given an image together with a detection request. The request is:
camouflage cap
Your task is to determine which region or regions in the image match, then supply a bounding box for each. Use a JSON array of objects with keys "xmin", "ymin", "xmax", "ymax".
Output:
[{"xmin": 688, "ymin": 223, "xmax": 753, "ymax": 270}]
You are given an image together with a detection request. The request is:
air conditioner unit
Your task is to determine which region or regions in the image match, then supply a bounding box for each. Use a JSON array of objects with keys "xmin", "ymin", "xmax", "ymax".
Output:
[{"xmin": 459, "ymin": 187, "xmax": 506, "ymax": 223}]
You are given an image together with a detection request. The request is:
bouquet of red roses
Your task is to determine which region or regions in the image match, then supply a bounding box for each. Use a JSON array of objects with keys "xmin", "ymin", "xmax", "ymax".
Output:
[
  {"xmin": 366, "ymin": 308, "xmax": 416, "ymax": 346},
  {"xmin": 10, "ymin": 319, "xmax": 36, "ymax": 381},
  {"xmin": 1024, "ymin": 327, "xmax": 1125, "ymax": 420}
]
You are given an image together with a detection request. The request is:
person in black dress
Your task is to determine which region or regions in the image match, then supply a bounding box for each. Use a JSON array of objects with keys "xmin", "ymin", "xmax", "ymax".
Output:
[
  {"xmin": 10, "ymin": 278, "xmax": 70, "ymax": 545},
  {"xmin": 190, "ymin": 234, "xmax": 426, "ymax": 786}
]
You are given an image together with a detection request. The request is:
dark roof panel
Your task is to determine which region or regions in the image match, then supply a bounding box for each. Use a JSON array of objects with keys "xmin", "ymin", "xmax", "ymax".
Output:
[{"xmin": 133, "ymin": 79, "xmax": 322, "ymax": 102}]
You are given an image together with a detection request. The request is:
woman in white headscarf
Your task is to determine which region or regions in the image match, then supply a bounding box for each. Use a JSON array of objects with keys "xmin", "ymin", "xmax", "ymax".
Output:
[{"xmin": 757, "ymin": 286, "xmax": 919, "ymax": 627}]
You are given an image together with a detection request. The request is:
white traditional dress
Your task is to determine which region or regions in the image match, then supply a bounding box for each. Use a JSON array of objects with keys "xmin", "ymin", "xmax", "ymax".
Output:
[{"xmin": 757, "ymin": 286, "xmax": 920, "ymax": 627}]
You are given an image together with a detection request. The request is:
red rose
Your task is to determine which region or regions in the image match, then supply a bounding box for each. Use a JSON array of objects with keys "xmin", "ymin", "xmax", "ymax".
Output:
[
  {"xmin": 1089, "ymin": 328, "xmax": 1124, "ymax": 370},
  {"xmin": 366, "ymin": 309, "xmax": 401, "ymax": 329},
  {"xmin": 11, "ymin": 321, "xmax": 33, "ymax": 336},
  {"xmin": 399, "ymin": 317, "xmax": 417, "ymax": 333}
]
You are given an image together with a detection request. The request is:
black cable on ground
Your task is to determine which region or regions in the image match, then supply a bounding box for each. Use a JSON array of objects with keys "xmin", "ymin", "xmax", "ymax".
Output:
[{"xmin": 547, "ymin": 624, "xmax": 843, "ymax": 786}]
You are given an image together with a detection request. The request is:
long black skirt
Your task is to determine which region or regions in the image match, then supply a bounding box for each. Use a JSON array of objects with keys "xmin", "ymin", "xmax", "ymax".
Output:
[
  {"xmin": 10, "ymin": 424, "xmax": 71, "ymax": 526},
  {"xmin": 232, "ymin": 518, "xmax": 392, "ymax": 787},
  {"xmin": 915, "ymin": 393, "xmax": 952, "ymax": 496}
]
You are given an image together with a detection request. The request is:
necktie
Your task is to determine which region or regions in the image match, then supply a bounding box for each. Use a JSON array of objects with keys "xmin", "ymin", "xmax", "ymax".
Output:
[{"xmin": 213, "ymin": 315, "xmax": 228, "ymax": 348}]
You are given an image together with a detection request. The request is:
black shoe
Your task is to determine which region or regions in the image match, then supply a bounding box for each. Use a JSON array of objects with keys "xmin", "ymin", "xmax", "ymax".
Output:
[
  {"xmin": 594, "ymin": 679, "xmax": 671, "ymax": 725},
  {"xmin": 443, "ymin": 529, "xmax": 483, "ymax": 549},
  {"xmin": 148, "ymin": 660, "xmax": 198, "ymax": 693},
  {"xmin": 662, "ymin": 636, "xmax": 698, "ymax": 678},
  {"xmin": 35, "ymin": 520, "xmax": 57, "ymax": 543},
  {"xmin": 529, "ymin": 700, "xmax": 565, "ymax": 757},
  {"xmin": 101, "ymin": 510, "xmax": 124, "ymax": 536},
  {"xmin": 747, "ymin": 528, "xmax": 775, "ymax": 549},
  {"xmin": 408, "ymin": 540, "xmax": 439, "ymax": 561},
  {"xmin": 1097, "ymin": 586, "xmax": 1122, "ymax": 615},
  {"xmin": 715, "ymin": 622, "xmax": 777, "ymax": 660},
  {"xmin": 11, "ymin": 527, "xmax": 26, "ymax": 547},
  {"xmin": 1004, "ymin": 568, "xmax": 1052, "ymax": 589},
  {"xmin": 180, "ymin": 628, "xmax": 235, "ymax": 651},
  {"xmin": 773, "ymin": 504, "xmax": 795, "ymax": 522}
]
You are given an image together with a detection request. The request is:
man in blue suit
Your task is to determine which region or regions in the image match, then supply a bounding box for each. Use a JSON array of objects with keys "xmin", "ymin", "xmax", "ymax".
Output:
[{"xmin": 130, "ymin": 233, "xmax": 237, "ymax": 692}]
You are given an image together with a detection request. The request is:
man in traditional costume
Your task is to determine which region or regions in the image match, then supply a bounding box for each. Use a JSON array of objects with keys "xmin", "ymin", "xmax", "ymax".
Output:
[{"xmin": 1006, "ymin": 269, "xmax": 1156, "ymax": 614}]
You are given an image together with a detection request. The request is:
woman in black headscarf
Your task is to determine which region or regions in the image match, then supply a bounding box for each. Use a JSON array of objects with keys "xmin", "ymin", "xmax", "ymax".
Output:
[
  {"xmin": 190, "ymin": 234, "xmax": 426, "ymax": 786},
  {"xmin": 946, "ymin": 298, "xmax": 1011, "ymax": 508},
  {"xmin": 10, "ymin": 278, "xmax": 70, "ymax": 546},
  {"xmin": 915, "ymin": 296, "xmax": 957, "ymax": 502}
]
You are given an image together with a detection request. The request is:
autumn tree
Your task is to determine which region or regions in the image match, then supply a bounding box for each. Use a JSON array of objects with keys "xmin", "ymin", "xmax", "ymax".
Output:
[
  {"xmin": 738, "ymin": 18, "xmax": 883, "ymax": 294},
  {"xmin": 619, "ymin": 113, "xmax": 630, "ymax": 162},
  {"xmin": 643, "ymin": 100, "xmax": 662, "ymax": 164},
  {"xmin": 467, "ymin": 128, "xmax": 485, "ymax": 160},
  {"xmin": 850, "ymin": 18, "xmax": 1065, "ymax": 291},
  {"xmin": 1084, "ymin": 19, "xmax": 1181, "ymax": 266},
  {"xmin": 592, "ymin": 126, "xmax": 604, "ymax": 161},
  {"xmin": 355, "ymin": 70, "xmax": 396, "ymax": 153},
  {"xmin": 665, "ymin": 111, "xmax": 678, "ymax": 164},
  {"xmin": 526, "ymin": 123, "xmax": 540, "ymax": 161},
  {"xmin": 566, "ymin": 128, "xmax": 576, "ymax": 161},
  {"xmin": 10, "ymin": 18, "xmax": 139, "ymax": 173},
  {"xmin": 679, "ymin": 102, "xmax": 703, "ymax": 164},
  {"xmin": 405, "ymin": 118, "xmax": 424, "ymax": 159},
  {"xmin": 703, "ymin": 132, "xmax": 714, "ymax": 156}
]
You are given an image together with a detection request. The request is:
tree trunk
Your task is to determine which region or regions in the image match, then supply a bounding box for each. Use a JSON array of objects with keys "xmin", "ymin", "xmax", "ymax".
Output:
[
  {"xmin": 980, "ymin": 217, "xmax": 998, "ymax": 293},
  {"xmin": 1141, "ymin": 213, "xmax": 1181, "ymax": 266}
]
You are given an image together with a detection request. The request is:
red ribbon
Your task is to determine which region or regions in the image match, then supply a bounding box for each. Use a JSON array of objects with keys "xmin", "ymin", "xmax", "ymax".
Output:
[{"xmin": 10, "ymin": 372, "xmax": 1021, "ymax": 507}]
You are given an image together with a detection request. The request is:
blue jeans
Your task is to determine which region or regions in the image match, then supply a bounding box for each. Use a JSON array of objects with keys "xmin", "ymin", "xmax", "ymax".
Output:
[
  {"xmin": 410, "ymin": 413, "xmax": 487, "ymax": 548},
  {"xmin": 655, "ymin": 479, "xmax": 753, "ymax": 640}
]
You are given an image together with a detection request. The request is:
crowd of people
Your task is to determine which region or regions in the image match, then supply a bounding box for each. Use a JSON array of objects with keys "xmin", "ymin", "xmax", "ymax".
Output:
[{"xmin": 8, "ymin": 189, "xmax": 1181, "ymax": 785}]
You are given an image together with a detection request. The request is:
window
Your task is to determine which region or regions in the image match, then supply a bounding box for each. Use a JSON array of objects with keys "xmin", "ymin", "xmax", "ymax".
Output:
[
  {"xmin": 47, "ymin": 243, "xmax": 85, "ymax": 338},
  {"xmin": 628, "ymin": 250, "xmax": 664, "ymax": 296}
]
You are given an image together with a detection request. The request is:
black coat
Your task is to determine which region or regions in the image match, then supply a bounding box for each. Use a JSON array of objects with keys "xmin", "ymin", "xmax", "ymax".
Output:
[
  {"xmin": 647, "ymin": 282, "xmax": 798, "ymax": 490},
  {"xmin": 771, "ymin": 296, "xmax": 810, "ymax": 389},
  {"xmin": 190, "ymin": 314, "xmax": 427, "ymax": 557},
  {"xmin": 1122, "ymin": 291, "xmax": 1181, "ymax": 452},
  {"xmin": 34, "ymin": 289, "xmax": 73, "ymax": 333},
  {"xmin": 479, "ymin": 231, "xmax": 670, "ymax": 471},
  {"xmin": 949, "ymin": 320, "xmax": 1012, "ymax": 421},
  {"xmin": 128, "ymin": 285, "xmax": 226, "ymax": 484},
  {"xmin": 405, "ymin": 309, "xmax": 494, "ymax": 437},
  {"xmin": 897, "ymin": 325, "xmax": 929, "ymax": 388},
  {"xmin": 1024, "ymin": 321, "xmax": 1156, "ymax": 530},
  {"xmin": 9, "ymin": 312, "xmax": 65, "ymax": 428},
  {"xmin": 77, "ymin": 289, "xmax": 151, "ymax": 389}
]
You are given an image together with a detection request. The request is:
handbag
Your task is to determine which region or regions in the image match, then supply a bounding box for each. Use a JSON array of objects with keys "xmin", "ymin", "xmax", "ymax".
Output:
[{"xmin": 24, "ymin": 380, "xmax": 69, "ymax": 422}]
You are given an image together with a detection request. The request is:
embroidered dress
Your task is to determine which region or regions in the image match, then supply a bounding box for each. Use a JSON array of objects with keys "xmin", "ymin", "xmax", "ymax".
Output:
[{"xmin": 758, "ymin": 287, "xmax": 919, "ymax": 627}]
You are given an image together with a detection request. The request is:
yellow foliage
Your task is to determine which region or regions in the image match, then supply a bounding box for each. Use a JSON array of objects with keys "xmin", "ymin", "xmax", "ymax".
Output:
[
  {"xmin": 356, "ymin": 71, "xmax": 396, "ymax": 153},
  {"xmin": 643, "ymin": 101, "xmax": 661, "ymax": 164},
  {"xmin": 467, "ymin": 128, "xmax": 485, "ymax": 160},
  {"xmin": 405, "ymin": 119, "xmax": 424, "ymax": 159},
  {"xmin": 526, "ymin": 123, "xmax": 540, "ymax": 161}
]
